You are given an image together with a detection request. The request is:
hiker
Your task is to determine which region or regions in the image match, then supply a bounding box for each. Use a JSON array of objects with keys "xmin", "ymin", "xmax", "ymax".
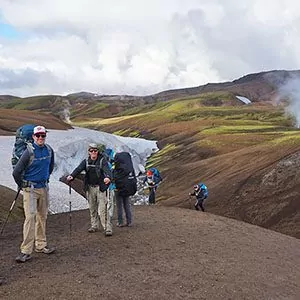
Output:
[
  {"xmin": 66, "ymin": 143, "xmax": 113, "ymax": 236},
  {"xmin": 12, "ymin": 125, "xmax": 55, "ymax": 263},
  {"xmin": 189, "ymin": 183, "xmax": 208, "ymax": 212},
  {"xmin": 143, "ymin": 168, "xmax": 162, "ymax": 205},
  {"xmin": 113, "ymin": 152, "xmax": 137, "ymax": 227}
]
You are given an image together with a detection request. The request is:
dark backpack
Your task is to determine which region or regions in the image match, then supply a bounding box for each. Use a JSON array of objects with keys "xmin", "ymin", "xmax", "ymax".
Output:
[
  {"xmin": 113, "ymin": 152, "xmax": 137, "ymax": 197},
  {"xmin": 11, "ymin": 124, "xmax": 36, "ymax": 169}
]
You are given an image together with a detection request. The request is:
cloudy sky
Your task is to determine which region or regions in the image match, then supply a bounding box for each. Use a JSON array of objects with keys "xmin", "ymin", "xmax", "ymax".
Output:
[{"xmin": 0, "ymin": 0, "xmax": 300, "ymax": 97}]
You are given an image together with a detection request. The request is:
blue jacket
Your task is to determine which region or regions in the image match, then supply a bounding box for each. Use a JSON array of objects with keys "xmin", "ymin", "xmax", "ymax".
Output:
[
  {"xmin": 107, "ymin": 161, "xmax": 116, "ymax": 190},
  {"xmin": 13, "ymin": 143, "xmax": 54, "ymax": 188}
]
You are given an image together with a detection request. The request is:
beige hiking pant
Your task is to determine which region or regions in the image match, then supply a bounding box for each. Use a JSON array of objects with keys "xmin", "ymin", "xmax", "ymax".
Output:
[
  {"xmin": 107, "ymin": 189, "xmax": 115, "ymax": 232},
  {"xmin": 21, "ymin": 187, "xmax": 49, "ymax": 254},
  {"xmin": 86, "ymin": 186, "xmax": 114, "ymax": 233}
]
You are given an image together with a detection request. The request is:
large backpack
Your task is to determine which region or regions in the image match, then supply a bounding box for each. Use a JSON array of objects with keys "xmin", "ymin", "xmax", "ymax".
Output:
[
  {"xmin": 113, "ymin": 152, "xmax": 137, "ymax": 197},
  {"xmin": 198, "ymin": 182, "xmax": 208, "ymax": 198},
  {"xmin": 148, "ymin": 167, "xmax": 162, "ymax": 183},
  {"xmin": 11, "ymin": 124, "xmax": 36, "ymax": 169}
]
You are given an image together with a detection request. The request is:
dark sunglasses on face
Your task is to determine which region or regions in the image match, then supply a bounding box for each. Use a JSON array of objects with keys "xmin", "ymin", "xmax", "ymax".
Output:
[
  {"xmin": 89, "ymin": 149, "xmax": 98, "ymax": 153},
  {"xmin": 35, "ymin": 134, "xmax": 46, "ymax": 138}
]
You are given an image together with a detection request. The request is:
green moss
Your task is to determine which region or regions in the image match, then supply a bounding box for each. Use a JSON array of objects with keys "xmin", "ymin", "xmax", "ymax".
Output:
[
  {"xmin": 145, "ymin": 143, "xmax": 177, "ymax": 170},
  {"xmin": 270, "ymin": 134, "xmax": 300, "ymax": 145},
  {"xmin": 201, "ymin": 125, "xmax": 279, "ymax": 135},
  {"xmin": 113, "ymin": 129, "xmax": 141, "ymax": 137},
  {"xmin": 119, "ymin": 101, "xmax": 172, "ymax": 116}
]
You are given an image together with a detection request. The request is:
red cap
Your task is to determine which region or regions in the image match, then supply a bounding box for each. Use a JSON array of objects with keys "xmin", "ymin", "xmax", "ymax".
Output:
[{"xmin": 147, "ymin": 170, "xmax": 152, "ymax": 176}]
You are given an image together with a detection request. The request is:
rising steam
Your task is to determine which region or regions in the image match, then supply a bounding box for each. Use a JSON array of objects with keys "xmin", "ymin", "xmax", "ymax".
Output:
[{"xmin": 277, "ymin": 76, "xmax": 300, "ymax": 127}]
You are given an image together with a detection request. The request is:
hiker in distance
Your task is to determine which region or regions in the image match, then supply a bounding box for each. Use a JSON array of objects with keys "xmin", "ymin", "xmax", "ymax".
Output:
[
  {"xmin": 143, "ymin": 167, "xmax": 162, "ymax": 205},
  {"xmin": 66, "ymin": 143, "xmax": 113, "ymax": 236},
  {"xmin": 189, "ymin": 182, "xmax": 208, "ymax": 212},
  {"xmin": 113, "ymin": 152, "xmax": 137, "ymax": 227},
  {"xmin": 12, "ymin": 125, "xmax": 55, "ymax": 263}
]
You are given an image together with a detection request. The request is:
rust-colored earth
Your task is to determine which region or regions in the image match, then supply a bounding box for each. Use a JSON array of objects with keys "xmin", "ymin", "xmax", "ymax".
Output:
[{"xmin": 0, "ymin": 202, "xmax": 299, "ymax": 300}]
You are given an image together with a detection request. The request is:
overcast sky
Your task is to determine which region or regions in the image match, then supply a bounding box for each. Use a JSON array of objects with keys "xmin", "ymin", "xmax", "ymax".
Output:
[{"xmin": 0, "ymin": 0, "xmax": 300, "ymax": 97}]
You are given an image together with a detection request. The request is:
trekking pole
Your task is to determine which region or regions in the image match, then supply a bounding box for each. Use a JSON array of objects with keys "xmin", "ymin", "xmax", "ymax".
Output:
[
  {"xmin": 68, "ymin": 183, "xmax": 72, "ymax": 241},
  {"xmin": 1, "ymin": 188, "xmax": 21, "ymax": 235},
  {"xmin": 189, "ymin": 195, "xmax": 192, "ymax": 210}
]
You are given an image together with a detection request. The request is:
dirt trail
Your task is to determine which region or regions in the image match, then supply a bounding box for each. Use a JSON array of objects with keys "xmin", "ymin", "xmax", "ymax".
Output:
[{"xmin": 1, "ymin": 206, "xmax": 299, "ymax": 300}]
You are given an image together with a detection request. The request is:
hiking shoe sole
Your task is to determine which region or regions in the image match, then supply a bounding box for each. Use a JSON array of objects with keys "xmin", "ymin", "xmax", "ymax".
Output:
[
  {"xmin": 15, "ymin": 253, "xmax": 32, "ymax": 263},
  {"xmin": 88, "ymin": 227, "xmax": 99, "ymax": 233},
  {"xmin": 35, "ymin": 247, "xmax": 55, "ymax": 254}
]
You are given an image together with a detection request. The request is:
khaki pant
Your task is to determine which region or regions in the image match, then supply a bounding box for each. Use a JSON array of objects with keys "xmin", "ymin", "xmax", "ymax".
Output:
[
  {"xmin": 21, "ymin": 187, "xmax": 49, "ymax": 254},
  {"xmin": 86, "ymin": 186, "xmax": 114, "ymax": 233},
  {"xmin": 107, "ymin": 189, "xmax": 115, "ymax": 232}
]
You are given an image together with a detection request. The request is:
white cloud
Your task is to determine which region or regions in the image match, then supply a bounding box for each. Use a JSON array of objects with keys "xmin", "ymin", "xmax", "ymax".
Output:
[{"xmin": 0, "ymin": 0, "xmax": 300, "ymax": 96}]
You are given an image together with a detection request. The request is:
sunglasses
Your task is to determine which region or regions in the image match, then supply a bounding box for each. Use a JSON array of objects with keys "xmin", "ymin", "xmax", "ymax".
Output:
[
  {"xmin": 35, "ymin": 134, "xmax": 46, "ymax": 138},
  {"xmin": 89, "ymin": 149, "xmax": 98, "ymax": 153}
]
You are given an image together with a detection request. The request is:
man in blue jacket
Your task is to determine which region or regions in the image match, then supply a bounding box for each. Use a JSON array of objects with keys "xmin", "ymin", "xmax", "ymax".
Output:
[{"xmin": 12, "ymin": 125, "xmax": 55, "ymax": 263}]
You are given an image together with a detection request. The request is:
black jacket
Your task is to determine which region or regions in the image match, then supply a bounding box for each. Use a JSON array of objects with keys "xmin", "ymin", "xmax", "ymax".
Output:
[{"xmin": 70, "ymin": 154, "xmax": 112, "ymax": 192}]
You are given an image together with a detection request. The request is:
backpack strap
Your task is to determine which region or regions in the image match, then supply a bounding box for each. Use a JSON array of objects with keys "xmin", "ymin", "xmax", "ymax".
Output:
[
  {"xmin": 26, "ymin": 143, "xmax": 52, "ymax": 168},
  {"xmin": 26, "ymin": 143, "xmax": 35, "ymax": 168},
  {"xmin": 86, "ymin": 156, "xmax": 104, "ymax": 173}
]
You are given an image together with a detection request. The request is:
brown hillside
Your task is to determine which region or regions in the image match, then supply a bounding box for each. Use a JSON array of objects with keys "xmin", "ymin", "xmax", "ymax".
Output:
[
  {"xmin": 159, "ymin": 143, "xmax": 300, "ymax": 239},
  {"xmin": 89, "ymin": 110, "xmax": 300, "ymax": 239},
  {"xmin": 0, "ymin": 108, "xmax": 72, "ymax": 135}
]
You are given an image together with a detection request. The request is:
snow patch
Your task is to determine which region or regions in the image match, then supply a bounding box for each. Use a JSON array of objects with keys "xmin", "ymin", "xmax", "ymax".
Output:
[{"xmin": 236, "ymin": 95, "xmax": 251, "ymax": 104}]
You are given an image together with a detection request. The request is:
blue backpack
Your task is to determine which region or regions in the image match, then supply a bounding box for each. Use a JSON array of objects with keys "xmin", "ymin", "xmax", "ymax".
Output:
[
  {"xmin": 103, "ymin": 148, "xmax": 116, "ymax": 190},
  {"xmin": 11, "ymin": 124, "xmax": 36, "ymax": 169},
  {"xmin": 104, "ymin": 148, "xmax": 115, "ymax": 164},
  {"xmin": 148, "ymin": 167, "xmax": 162, "ymax": 183},
  {"xmin": 198, "ymin": 182, "xmax": 208, "ymax": 197}
]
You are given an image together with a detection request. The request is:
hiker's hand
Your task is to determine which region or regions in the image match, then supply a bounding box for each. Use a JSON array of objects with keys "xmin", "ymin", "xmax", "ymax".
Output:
[
  {"xmin": 104, "ymin": 177, "xmax": 111, "ymax": 185},
  {"xmin": 67, "ymin": 175, "xmax": 73, "ymax": 181},
  {"xmin": 189, "ymin": 193, "xmax": 191, "ymax": 196}
]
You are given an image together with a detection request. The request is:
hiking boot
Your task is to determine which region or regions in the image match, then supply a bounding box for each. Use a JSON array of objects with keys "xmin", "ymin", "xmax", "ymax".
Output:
[
  {"xmin": 116, "ymin": 222, "xmax": 125, "ymax": 227},
  {"xmin": 15, "ymin": 253, "xmax": 32, "ymax": 263},
  {"xmin": 126, "ymin": 223, "xmax": 132, "ymax": 227},
  {"xmin": 35, "ymin": 246, "xmax": 55, "ymax": 254},
  {"xmin": 88, "ymin": 227, "xmax": 99, "ymax": 233},
  {"xmin": 105, "ymin": 230, "xmax": 112, "ymax": 236}
]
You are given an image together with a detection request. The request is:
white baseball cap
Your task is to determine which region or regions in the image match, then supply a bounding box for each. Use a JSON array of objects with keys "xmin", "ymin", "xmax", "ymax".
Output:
[{"xmin": 33, "ymin": 125, "xmax": 46, "ymax": 135}]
